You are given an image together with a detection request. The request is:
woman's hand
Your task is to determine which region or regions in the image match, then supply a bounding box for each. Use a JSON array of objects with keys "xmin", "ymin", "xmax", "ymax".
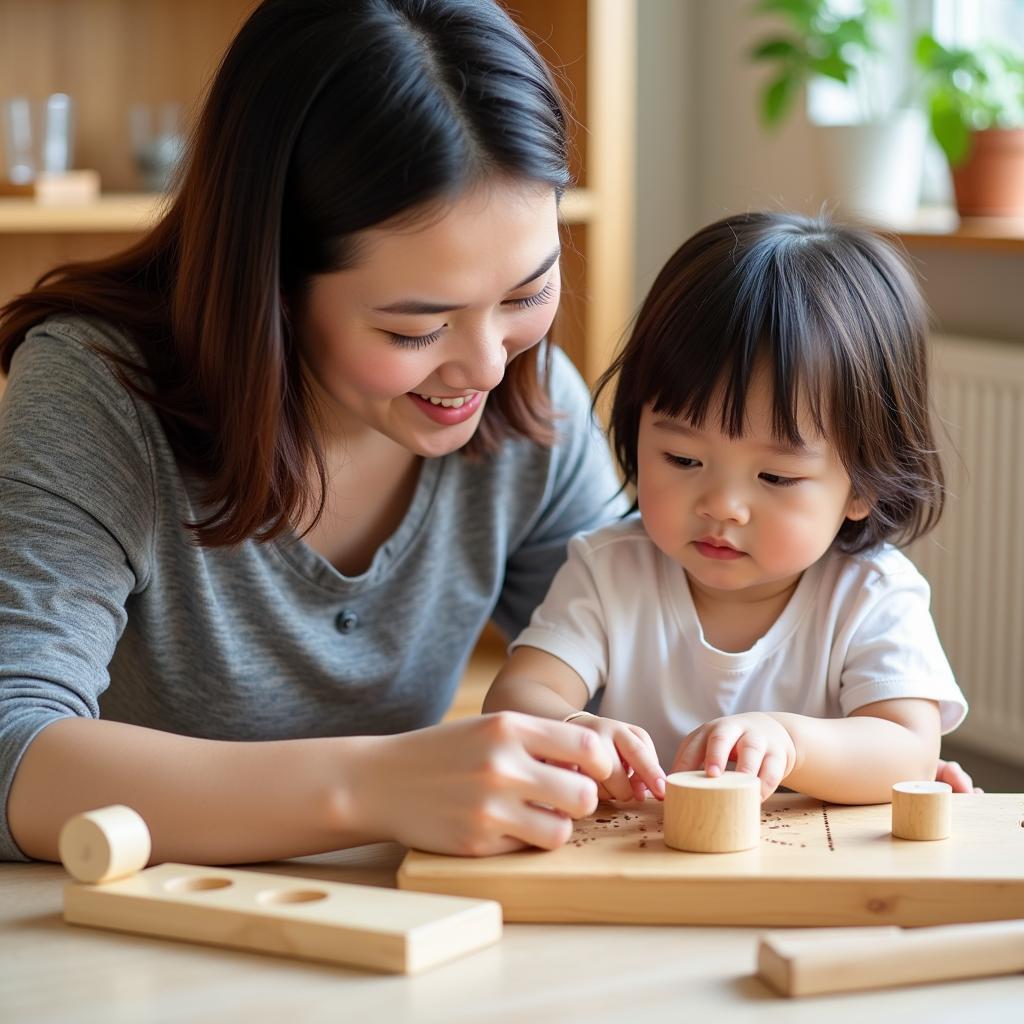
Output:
[
  {"xmin": 562, "ymin": 713, "xmax": 666, "ymax": 802},
  {"xmin": 352, "ymin": 712, "xmax": 615, "ymax": 857},
  {"xmin": 672, "ymin": 712, "xmax": 798, "ymax": 801}
]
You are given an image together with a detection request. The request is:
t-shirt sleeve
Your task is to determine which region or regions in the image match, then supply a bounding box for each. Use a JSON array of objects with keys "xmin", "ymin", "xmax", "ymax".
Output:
[
  {"xmin": 491, "ymin": 348, "xmax": 628, "ymax": 639},
  {"xmin": 0, "ymin": 323, "xmax": 155, "ymax": 861},
  {"xmin": 508, "ymin": 533, "xmax": 610, "ymax": 695},
  {"xmin": 838, "ymin": 567, "xmax": 967, "ymax": 733}
]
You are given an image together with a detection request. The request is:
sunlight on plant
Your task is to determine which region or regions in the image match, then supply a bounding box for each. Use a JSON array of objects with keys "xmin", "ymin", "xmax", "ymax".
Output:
[
  {"xmin": 750, "ymin": 0, "xmax": 896, "ymax": 127},
  {"xmin": 915, "ymin": 33, "xmax": 1024, "ymax": 165}
]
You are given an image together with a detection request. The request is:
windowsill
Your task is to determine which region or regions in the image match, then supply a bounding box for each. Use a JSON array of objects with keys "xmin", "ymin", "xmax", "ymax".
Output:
[{"xmin": 883, "ymin": 206, "xmax": 1024, "ymax": 254}]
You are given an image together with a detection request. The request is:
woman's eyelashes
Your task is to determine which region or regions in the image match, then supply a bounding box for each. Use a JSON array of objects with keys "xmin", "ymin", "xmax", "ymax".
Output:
[
  {"xmin": 504, "ymin": 279, "xmax": 556, "ymax": 310},
  {"xmin": 386, "ymin": 280, "xmax": 556, "ymax": 348},
  {"xmin": 387, "ymin": 326, "xmax": 446, "ymax": 349}
]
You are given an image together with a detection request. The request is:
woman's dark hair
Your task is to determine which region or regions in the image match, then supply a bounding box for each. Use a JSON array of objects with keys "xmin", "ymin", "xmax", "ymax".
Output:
[
  {"xmin": 0, "ymin": 0, "xmax": 569, "ymax": 545},
  {"xmin": 595, "ymin": 211, "xmax": 945, "ymax": 554}
]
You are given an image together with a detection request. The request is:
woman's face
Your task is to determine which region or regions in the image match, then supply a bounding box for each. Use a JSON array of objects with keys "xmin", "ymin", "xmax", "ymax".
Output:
[{"xmin": 298, "ymin": 179, "xmax": 561, "ymax": 458}]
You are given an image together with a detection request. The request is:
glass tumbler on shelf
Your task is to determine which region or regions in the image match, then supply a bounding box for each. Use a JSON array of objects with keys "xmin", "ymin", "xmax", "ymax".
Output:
[
  {"xmin": 3, "ymin": 94, "xmax": 75, "ymax": 185},
  {"xmin": 129, "ymin": 101, "xmax": 185, "ymax": 193}
]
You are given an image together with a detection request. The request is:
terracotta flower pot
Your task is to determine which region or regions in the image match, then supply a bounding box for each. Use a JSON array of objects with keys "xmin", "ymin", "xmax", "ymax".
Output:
[{"xmin": 951, "ymin": 128, "xmax": 1024, "ymax": 217}]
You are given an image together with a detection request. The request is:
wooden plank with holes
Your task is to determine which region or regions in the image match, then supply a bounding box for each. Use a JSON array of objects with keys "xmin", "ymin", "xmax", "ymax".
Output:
[{"xmin": 64, "ymin": 862, "xmax": 502, "ymax": 974}]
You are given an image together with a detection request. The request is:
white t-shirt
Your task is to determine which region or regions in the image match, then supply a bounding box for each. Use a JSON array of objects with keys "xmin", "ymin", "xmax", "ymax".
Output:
[{"xmin": 511, "ymin": 516, "xmax": 967, "ymax": 766}]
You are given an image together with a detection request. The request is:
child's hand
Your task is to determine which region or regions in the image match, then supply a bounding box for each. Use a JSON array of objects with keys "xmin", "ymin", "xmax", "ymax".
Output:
[
  {"xmin": 671, "ymin": 712, "xmax": 797, "ymax": 801},
  {"xmin": 564, "ymin": 713, "xmax": 666, "ymax": 802},
  {"xmin": 936, "ymin": 758, "xmax": 983, "ymax": 793}
]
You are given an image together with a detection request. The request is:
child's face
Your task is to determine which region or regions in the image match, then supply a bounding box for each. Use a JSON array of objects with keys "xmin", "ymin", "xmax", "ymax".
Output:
[{"xmin": 636, "ymin": 373, "xmax": 869, "ymax": 602}]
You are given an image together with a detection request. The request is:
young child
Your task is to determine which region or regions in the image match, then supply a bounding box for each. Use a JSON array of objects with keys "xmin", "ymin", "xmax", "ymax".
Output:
[{"xmin": 484, "ymin": 211, "xmax": 968, "ymax": 805}]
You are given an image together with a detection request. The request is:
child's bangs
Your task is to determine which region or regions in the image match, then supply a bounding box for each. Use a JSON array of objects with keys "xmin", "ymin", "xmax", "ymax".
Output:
[{"xmin": 645, "ymin": 259, "xmax": 833, "ymax": 450}]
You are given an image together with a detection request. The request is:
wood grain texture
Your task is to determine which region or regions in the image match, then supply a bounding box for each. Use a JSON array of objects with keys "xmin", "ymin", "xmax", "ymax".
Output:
[
  {"xmin": 757, "ymin": 919, "xmax": 1024, "ymax": 996},
  {"xmin": 64, "ymin": 861, "xmax": 501, "ymax": 974},
  {"xmin": 399, "ymin": 792, "xmax": 1024, "ymax": 926}
]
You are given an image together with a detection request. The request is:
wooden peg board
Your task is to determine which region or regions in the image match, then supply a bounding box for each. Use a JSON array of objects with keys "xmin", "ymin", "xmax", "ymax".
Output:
[
  {"xmin": 64, "ymin": 862, "xmax": 501, "ymax": 974},
  {"xmin": 398, "ymin": 793, "xmax": 1024, "ymax": 927}
]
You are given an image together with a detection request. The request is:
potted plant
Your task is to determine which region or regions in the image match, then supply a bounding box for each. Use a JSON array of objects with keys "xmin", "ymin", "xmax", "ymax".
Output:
[
  {"xmin": 750, "ymin": 0, "xmax": 927, "ymax": 223},
  {"xmin": 915, "ymin": 33, "xmax": 1024, "ymax": 217}
]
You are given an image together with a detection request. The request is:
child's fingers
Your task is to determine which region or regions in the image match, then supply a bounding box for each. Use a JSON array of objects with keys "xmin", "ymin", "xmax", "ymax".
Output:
[
  {"xmin": 703, "ymin": 723, "xmax": 742, "ymax": 777},
  {"xmin": 758, "ymin": 751, "xmax": 788, "ymax": 799},
  {"xmin": 671, "ymin": 728, "xmax": 706, "ymax": 773},
  {"xmin": 733, "ymin": 733, "xmax": 766, "ymax": 778},
  {"xmin": 628, "ymin": 773, "xmax": 649, "ymax": 802},
  {"xmin": 599, "ymin": 752, "xmax": 636, "ymax": 802},
  {"xmin": 618, "ymin": 727, "xmax": 666, "ymax": 798},
  {"xmin": 935, "ymin": 759, "xmax": 974, "ymax": 794}
]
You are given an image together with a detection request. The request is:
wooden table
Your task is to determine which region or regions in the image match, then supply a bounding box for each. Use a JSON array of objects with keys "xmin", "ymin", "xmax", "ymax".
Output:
[{"xmin": 2, "ymin": 843, "xmax": 1022, "ymax": 1022}]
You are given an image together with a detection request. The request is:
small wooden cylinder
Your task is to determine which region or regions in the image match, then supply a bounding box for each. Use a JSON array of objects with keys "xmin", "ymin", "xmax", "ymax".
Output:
[
  {"xmin": 891, "ymin": 781, "xmax": 952, "ymax": 841},
  {"xmin": 663, "ymin": 770, "xmax": 760, "ymax": 853},
  {"xmin": 58, "ymin": 805, "xmax": 152, "ymax": 883}
]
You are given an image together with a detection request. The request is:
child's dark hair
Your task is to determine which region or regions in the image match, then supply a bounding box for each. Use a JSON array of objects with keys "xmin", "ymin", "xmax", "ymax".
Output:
[{"xmin": 595, "ymin": 211, "xmax": 944, "ymax": 554}]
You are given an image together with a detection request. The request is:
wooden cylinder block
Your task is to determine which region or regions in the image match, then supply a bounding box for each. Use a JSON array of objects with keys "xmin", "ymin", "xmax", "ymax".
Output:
[
  {"xmin": 58, "ymin": 805, "xmax": 152, "ymax": 884},
  {"xmin": 663, "ymin": 770, "xmax": 760, "ymax": 853},
  {"xmin": 891, "ymin": 781, "xmax": 952, "ymax": 841}
]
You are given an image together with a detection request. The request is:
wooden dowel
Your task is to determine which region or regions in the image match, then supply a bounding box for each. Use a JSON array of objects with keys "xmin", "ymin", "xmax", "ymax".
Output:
[
  {"xmin": 892, "ymin": 780, "xmax": 952, "ymax": 840},
  {"xmin": 58, "ymin": 805, "xmax": 151, "ymax": 884},
  {"xmin": 663, "ymin": 770, "xmax": 760, "ymax": 853}
]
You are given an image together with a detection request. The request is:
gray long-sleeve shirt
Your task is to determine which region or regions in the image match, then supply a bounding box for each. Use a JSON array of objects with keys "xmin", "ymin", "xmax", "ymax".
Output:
[{"xmin": 0, "ymin": 315, "xmax": 626, "ymax": 860}]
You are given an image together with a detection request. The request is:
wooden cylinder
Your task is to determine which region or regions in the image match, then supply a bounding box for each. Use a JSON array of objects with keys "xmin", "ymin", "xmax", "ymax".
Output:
[
  {"xmin": 663, "ymin": 770, "xmax": 761, "ymax": 853},
  {"xmin": 891, "ymin": 781, "xmax": 952, "ymax": 841},
  {"xmin": 58, "ymin": 805, "xmax": 152, "ymax": 884}
]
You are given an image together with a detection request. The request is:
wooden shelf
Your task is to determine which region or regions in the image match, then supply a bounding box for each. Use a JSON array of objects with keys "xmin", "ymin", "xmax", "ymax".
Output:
[
  {"xmin": 0, "ymin": 194, "xmax": 167, "ymax": 234},
  {"xmin": 886, "ymin": 206, "xmax": 1024, "ymax": 254},
  {"xmin": 0, "ymin": 188, "xmax": 596, "ymax": 236}
]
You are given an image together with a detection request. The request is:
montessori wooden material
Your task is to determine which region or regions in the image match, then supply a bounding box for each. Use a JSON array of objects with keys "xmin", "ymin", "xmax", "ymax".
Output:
[
  {"xmin": 398, "ymin": 792, "xmax": 1024, "ymax": 927},
  {"xmin": 60, "ymin": 809, "xmax": 501, "ymax": 974},
  {"xmin": 757, "ymin": 919, "xmax": 1024, "ymax": 996},
  {"xmin": 663, "ymin": 770, "xmax": 760, "ymax": 853},
  {"xmin": 892, "ymin": 780, "xmax": 952, "ymax": 840},
  {"xmin": 58, "ymin": 805, "xmax": 152, "ymax": 884}
]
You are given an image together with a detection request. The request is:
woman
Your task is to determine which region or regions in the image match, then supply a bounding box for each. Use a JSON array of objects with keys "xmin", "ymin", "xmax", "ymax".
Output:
[{"xmin": 0, "ymin": 0, "xmax": 623, "ymax": 864}]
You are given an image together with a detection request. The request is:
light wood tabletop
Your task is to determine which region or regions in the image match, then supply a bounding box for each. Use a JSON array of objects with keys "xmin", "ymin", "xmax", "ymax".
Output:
[{"xmin": 2, "ymin": 841, "xmax": 1022, "ymax": 1023}]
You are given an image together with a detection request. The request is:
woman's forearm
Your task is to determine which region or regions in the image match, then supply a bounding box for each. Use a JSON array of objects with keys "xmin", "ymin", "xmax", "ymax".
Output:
[
  {"xmin": 7, "ymin": 717, "xmax": 377, "ymax": 864},
  {"xmin": 769, "ymin": 712, "xmax": 941, "ymax": 804}
]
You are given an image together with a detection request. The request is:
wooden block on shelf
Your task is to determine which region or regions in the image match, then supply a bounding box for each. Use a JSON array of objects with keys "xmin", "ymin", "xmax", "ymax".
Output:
[{"xmin": 0, "ymin": 170, "xmax": 101, "ymax": 205}]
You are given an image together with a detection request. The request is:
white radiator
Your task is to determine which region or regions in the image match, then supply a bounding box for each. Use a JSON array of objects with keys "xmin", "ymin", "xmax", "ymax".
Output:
[{"xmin": 907, "ymin": 334, "xmax": 1024, "ymax": 767}]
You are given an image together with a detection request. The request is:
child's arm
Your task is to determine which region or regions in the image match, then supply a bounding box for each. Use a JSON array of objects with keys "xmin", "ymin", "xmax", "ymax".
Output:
[
  {"xmin": 672, "ymin": 697, "xmax": 941, "ymax": 804},
  {"xmin": 484, "ymin": 646, "xmax": 666, "ymax": 801}
]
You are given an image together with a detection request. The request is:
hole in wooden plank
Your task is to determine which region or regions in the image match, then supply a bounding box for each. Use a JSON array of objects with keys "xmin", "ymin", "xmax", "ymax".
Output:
[
  {"xmin": 163, "ymin": 876, "xmax": 233, "ymax": 893},
  {"xmin": 256, "ymin": 889, "xmax": 329, "ymax": 905}
]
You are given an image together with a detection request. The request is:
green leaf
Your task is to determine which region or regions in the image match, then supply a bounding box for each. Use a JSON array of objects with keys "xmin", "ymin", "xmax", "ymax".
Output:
[
  {"xmin": 750, "ymin": 37, "xmax": 803, "ymax": 62},
  {"xmin": 761, "ymin": 72, "xmax": 799, "ymax": 127},
  {"xmin": 931, "ymin": 101, "xmax": 970, "ymax": 165},
  {"xmin": 914, "ymin": 32, "xmax": 945, "ymax": 70},
  {"xmin": 752, "ymin": 0, "xmax": 818, "ymax": 31},
  {"xmin": 832, "ymin": 18, "xmax": 871, "ymax": 51},
  {"xmin": 866, "ymin": 0, "xmax": 895, "ymax": 21},
  {"xmin": 810, "ymin": 51, "xmax": 853, "ymax": 84}
]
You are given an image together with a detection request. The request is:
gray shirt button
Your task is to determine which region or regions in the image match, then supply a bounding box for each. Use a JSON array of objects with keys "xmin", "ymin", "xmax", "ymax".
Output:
[{"xmin": 335, "ymin": 609, "xmax": 359, "ymax": 634}]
